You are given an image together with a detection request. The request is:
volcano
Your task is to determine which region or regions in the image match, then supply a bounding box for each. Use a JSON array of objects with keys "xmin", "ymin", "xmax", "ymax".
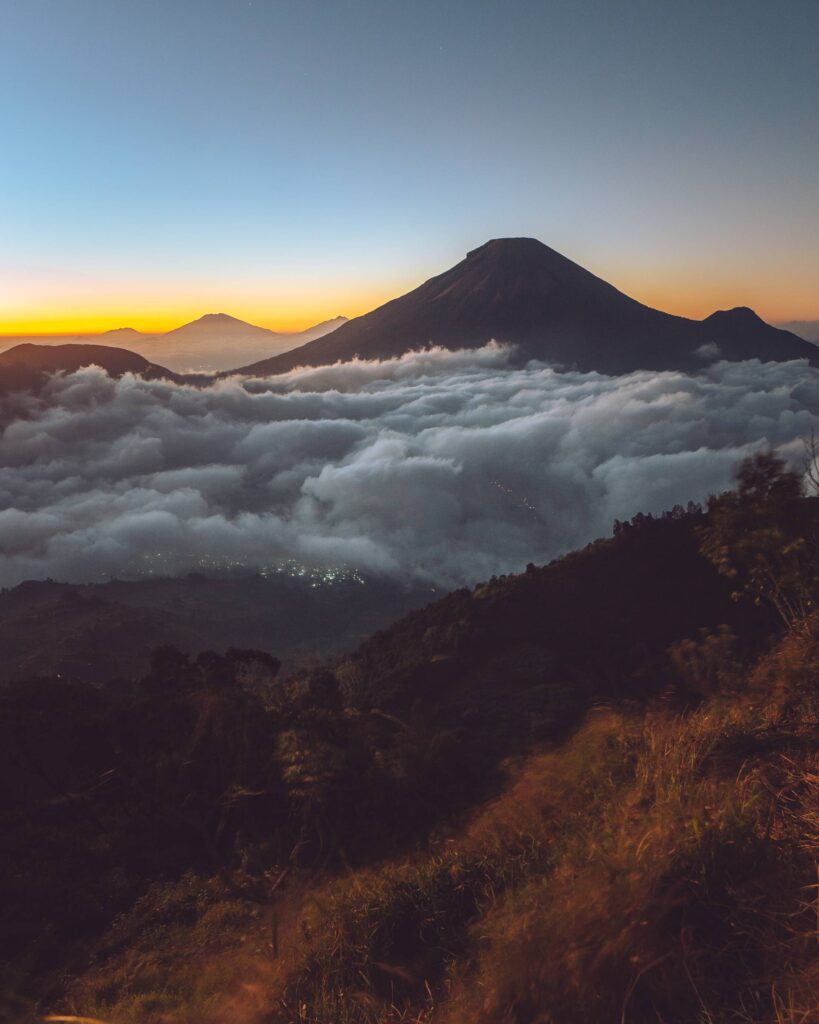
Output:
[{"xmin": 233, "ymin": 238, "xmax": 817, "ymax": 376}]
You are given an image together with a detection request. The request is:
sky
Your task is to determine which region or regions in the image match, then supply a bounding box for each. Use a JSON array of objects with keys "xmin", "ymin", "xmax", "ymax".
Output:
[{"xmin": 2, "ymin": 0, "xmax": 818, "ymax": 335}]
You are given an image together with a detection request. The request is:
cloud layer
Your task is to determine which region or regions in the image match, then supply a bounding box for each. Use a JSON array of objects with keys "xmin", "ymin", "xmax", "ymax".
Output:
[{"xmin": 1, "ymin": 344, "xmax": 818, "ymax": 589}]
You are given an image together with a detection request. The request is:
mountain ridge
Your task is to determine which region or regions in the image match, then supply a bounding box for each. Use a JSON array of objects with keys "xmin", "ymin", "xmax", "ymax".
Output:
[{"xmin": 0, "ymin": 342, "xmax": 177, "ymax": 396}]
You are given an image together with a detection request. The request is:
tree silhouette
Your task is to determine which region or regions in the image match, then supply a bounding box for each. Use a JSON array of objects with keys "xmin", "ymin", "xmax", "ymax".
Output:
[{"xmin": 700, "ymin": 451, "xmax": 814, "ymax": 627}]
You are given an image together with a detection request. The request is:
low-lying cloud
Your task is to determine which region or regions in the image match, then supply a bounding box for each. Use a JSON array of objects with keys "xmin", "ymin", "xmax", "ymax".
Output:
[{"xmin": 1, "ymin": 343, "xmax": 818, "ymax": 589}]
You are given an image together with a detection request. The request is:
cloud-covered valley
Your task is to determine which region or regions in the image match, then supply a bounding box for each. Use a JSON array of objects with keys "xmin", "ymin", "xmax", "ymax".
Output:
[{"xmin": 1, "ymin": 344, "xmax": 818, "ymax": 589}]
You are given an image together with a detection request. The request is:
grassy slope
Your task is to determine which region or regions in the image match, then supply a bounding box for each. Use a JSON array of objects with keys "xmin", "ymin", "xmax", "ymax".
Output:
[
  {"xmin": 6, "ymin": 508, "xmax": 819, "ymax": 1024},
  {"xmin": 58, "ymin": 624, "xmax": 819, "ymax": 1024}
]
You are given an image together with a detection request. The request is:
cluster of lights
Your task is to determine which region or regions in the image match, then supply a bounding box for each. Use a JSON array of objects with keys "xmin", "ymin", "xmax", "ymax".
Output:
[
  {"xmin": 490, "ymin": 478, "xmax": 538, "ymax": 516},
  {"xmin": 120, "ymin": 553, "xmax": 366, "ymax": 586},
  {"xmin": 258, "ymin": 560, "xmax": 366, "ymax": 586}
]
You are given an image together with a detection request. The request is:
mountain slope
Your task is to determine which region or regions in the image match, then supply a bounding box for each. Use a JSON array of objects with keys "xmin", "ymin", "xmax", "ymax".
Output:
[
  {"xmin": 295, "ymin": 314, "xmax": 347, "ymax": 342},
  {"xmin": 6, "ymin": 498, "xmax": 811, "ymax": 1023},
  {"xmin": 337, "ymin": 509, "xmax": 774, "ymax": 729},
  {"xmin": 0, "ymin": 343, "xmax": 176, "ymax": 395},
  {"xmin": 234, "ymin": 238, "xmax": 819, "ymax": 376},
  {"xmin": 775, "ymin": 319, "xmax": 819, "ymax": 342}
]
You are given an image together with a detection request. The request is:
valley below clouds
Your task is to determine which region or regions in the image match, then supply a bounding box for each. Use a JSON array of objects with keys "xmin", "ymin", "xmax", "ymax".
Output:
[{"xmin": 2, "ymin": 343, "xmax": 818, "ymax": 589}]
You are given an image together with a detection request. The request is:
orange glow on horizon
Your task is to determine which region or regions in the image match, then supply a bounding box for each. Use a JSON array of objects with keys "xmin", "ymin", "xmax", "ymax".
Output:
[
  {"xmin": 0, "ymin": 296, "xmax": 389, "ymax": 339},
  {"xmin": 1, "ymin": 265, "xmax": 816, "ymax": 339},
  {"xmin": 591, "ymin": 265, "xmax": 819, "ymax": 325},
  {"xmin": 0, "ymin": 311, "xmax": 352, "ymax": 338},
  {"xmin": 0, "ymin": 267, "xmax": 409, "ymax": 339}
]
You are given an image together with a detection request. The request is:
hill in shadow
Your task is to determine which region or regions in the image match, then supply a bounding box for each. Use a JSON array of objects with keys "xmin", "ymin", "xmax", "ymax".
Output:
[
  {"xmin": 6, "ymin": 469, "xmax": 819, "ymax": 1023},
  {"xmin": 0, "ymin": 343, "xmax": 177, "ymax": 396}
]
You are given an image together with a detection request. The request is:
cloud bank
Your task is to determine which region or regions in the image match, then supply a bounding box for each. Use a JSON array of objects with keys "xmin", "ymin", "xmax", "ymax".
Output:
[{"xmin": 1, "ymin": 344, "xmax": 818, "ymax": 589}]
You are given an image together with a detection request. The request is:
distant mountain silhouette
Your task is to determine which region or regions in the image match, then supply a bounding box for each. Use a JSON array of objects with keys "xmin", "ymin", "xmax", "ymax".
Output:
[
  {"xmin": 134, "ymin": 313, "xmax": 348, "ymax": 371},
  {"xmin": 164, "ymin": 312, "xmax": 277, "ymax": 340},
  {"xmin": 234, "ymin": 238, "xmax": 818, "ymax": 376},
  {"xmin": 103, "ymin": 327, "xmax": 145, "ymax": 339},
  {"xmin": 0, "ymin": 343, "xmax": 177, "ymax": 395},
  {"xmin": 297, "ymin": 315, "xmax": 348, "ymax": 341},
  {"xmin": 0, "ymin": 316, "xmax": 349, "ymax": 375}
]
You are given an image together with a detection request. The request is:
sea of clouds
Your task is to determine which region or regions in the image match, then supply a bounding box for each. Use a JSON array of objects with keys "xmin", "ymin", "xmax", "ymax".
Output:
[{"xmin": 1, "ymin": 343, "xmax": 818, "ymax": 589}]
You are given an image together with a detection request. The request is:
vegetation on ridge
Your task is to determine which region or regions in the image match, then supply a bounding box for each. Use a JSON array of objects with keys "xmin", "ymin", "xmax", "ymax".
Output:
[{"xmin": 4, "ymin": 453, "xmax": 819, "ymax": 1022}]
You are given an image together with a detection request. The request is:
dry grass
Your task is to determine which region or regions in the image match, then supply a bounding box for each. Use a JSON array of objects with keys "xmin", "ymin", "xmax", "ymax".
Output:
[
  {"xmin": 439, "ymin": 676, "xmax": 819, "ymax": 1024},
  {"xmin": 47, "ymin": 627, "xmax": 819, "ymax": 1024},
  {"xmin": 56, "ymin": 875, "xmax": 279, "ymax": 1024}
]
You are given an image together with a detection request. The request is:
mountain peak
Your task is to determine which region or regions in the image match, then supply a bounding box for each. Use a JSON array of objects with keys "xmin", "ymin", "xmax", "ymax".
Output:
[
  {"xmin": 165, "ymin": 313, "xmax": 276, "ymax": 339},
  {"xmin": 229, "ymin": 238, "xmax": 819, "ymax": 377},
  {"xmin": 196, "ymin": 313, "xmax": 242, "ymax": 323},
  {"xmin": 704, "ymin": 306, "xmax": 764, "ymax": 325},
  {"xmin": 466, "ymin": 237, "xmax": 547, "ymax": 259},
  {"xmin": 458, "ymin": 238, "xmax": 604, "ymax": 295}
]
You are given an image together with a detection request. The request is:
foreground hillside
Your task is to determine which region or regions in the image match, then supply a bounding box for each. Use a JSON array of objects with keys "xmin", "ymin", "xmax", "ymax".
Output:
[{"xmin": 3, "ymin": 456, "xmax": 819, "ymax": 1023}]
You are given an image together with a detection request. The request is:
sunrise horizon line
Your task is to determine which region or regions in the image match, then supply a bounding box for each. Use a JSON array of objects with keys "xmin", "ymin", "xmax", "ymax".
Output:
[
  {"xmin": 3, "ymin": 299, "xmax": 817, "ymax": 342},
  {"xmin": 4, "ymin": 234, "xmax": 818, "ymax": 340}
]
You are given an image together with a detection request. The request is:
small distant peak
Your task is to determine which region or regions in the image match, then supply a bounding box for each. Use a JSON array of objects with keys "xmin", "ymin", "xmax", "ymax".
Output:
[
  {"xmin": 704, "ymin": 306, "xmax": 765, "ymax": 326},
  {"xmin": 312, "ymin": 315, "xmax": 347, "ymax": 325}
]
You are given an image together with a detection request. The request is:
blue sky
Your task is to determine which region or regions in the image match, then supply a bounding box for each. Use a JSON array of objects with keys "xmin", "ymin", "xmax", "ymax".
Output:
[{"xmin": 2, "ymin": 0, "xmax": 817, "ymax": 332}]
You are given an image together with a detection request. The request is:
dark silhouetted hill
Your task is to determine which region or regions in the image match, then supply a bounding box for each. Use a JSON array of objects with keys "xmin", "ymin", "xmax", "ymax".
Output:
[
  {"xmin": 700, "ymin": 306, "xmax": 815, "ymax": 361},
  {"xmin": 6, "ymin": 483, "xmax": 819, "ymax": 1023},
  {"xmin": 0, "ymin": 342, "xmax": 177, "ymax": 395},
  {"xmin": 335, "ymin": 507, "xmax": 774, "ymax": 741}
]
